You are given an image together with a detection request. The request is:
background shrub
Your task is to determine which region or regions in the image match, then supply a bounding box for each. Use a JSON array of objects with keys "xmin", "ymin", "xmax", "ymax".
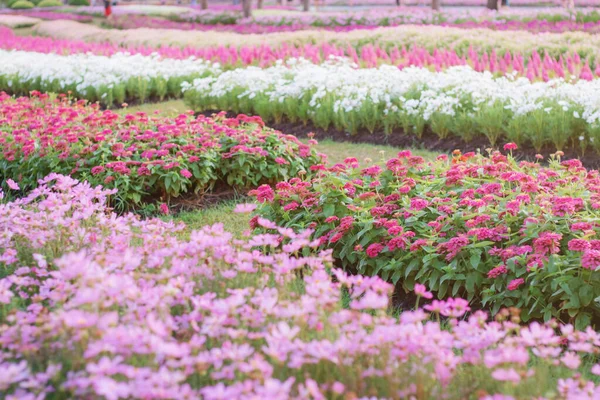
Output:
[
  {"xmin": 38, "ymin": 0, "xmax": 63, "ymax": 6},
  {"xmin": 10, "ymin": 0, "xmax": 34, "ymax": 8}
]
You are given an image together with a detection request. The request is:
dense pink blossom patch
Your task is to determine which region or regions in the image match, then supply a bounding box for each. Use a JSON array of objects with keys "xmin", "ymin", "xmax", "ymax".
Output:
[
  {"xmin": 253, "ymin": 148, "xmax": 600, "ymax": 327},
  {"xmin": 1, "ymin": 174, "xmax": 600, "ymax": 398},
  {"xmin": 0, "ymin": 93, "xmax": 322, "ymax": 212}
]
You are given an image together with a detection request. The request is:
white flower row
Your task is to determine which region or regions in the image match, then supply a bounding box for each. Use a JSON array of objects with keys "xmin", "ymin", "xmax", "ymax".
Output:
[
  {"xmin": 0, "ymin": 50, "xmax": 221, "ymax": 102},
  {"xmin": 181, "ymin": 57, "xmax": 600, "ymax": 127}
]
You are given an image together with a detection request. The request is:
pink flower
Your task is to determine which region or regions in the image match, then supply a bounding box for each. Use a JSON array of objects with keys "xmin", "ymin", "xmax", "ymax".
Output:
[
  {"xmin": 581, "ymin": 250, "xmax": 600, "ymax": 270},
  {"xmin": 491, "ymin": 368, "xmax": 521, "ymax": 383},
  {"xmin": 251, "ymin": 184, "xmax": 275, "ymax": 203},
  {"xmin": 366, "ymin": 243, "xmax": 384, "ymax": 258},
  {"xmin": 91, "ymin": 166, "xmax": 105, "ymax": 175},
  {"xmin": 6, "ymin": 179, "xmax": 19, "ymax": 190},
  {"xmin": 180, "ymin": 169, "xmax": 192, "ymax": 179},
  {"xmin": 283, "ymin": 201, "xmax": 299, "ymax": 212},
  {"xmin": 503, "ymin": 143, "xmax": 518, "ymax": 151},
  {"xmin": 568, "ymin": 239, "xmax": 590, "ymax": 252},
  {"xmin": 159, "ymin": 203, "xmax": 169, "ymax": 215},
  {"xmin": 234, "ymin": 203, "xmax": 257, "ymax": 213},
  {"xmin": 507, "ymin": 278, "xmax": 525, "ymax": 291},
  {"xmin": 487, "ymin": 264, "xmax": 508, "ymax": 279},
  {"xmin": 414, "ymin": 283, "xmax": 433, "ymax": 299}
]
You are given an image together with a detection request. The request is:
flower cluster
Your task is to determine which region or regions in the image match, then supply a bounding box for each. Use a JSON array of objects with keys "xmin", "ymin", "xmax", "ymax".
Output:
[
  {"xmin": 0, "ymin": 93, "xmax": 322, "ymax": 212},
  {"xmin": 2, "ymin": 174, "xmax": 600, "ymax": 399},
  {"xmin": 253, "ymin": 147, "xmax": 600, "ymax": 327}
]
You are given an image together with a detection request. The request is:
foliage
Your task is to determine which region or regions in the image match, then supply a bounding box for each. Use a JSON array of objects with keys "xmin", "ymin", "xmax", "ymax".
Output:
[
  {"xmin": 10, "ymin": 0, "xmax": 34, "ymax": 9},
  {"xmin": 67, "ymin": 0, "xmax": 89, "ymax": 5},
  {"xmin": 37, "ymin": 0, "xmax": 63, "ymax": 7},
  {"xmin": 0, "ymin": 93, "xmax": 322, "ymax": 212},
  {"xmin": 252, "ymin": 146, "xmax": 600, "ymax": 328}
]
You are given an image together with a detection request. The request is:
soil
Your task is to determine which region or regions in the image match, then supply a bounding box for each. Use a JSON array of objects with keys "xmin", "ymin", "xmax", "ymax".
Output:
[{"xmin": 200, "ymin": 110, "xmax": 600, "ymax": 169}]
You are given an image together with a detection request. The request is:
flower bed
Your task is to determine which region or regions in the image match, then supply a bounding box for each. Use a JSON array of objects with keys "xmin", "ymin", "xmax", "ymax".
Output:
[
  {"xmin": 0, "ymin": 93, "xmax": 322, "ymax": 212},
  {"xmin": 0, "ymin": 48, "xmax": 219, "ymax": 106},
  {"xmin": 1, "ymin": 173, "xmax": 600, "ymax": 398},
  {"xmin": 252, "ymin": 147, "xmax": 600, "ymax": 327},
  {"xmin": 3, "ymin": 26, "xmax": 600, "ymax": 82},
  {"xmin": 183, "ymin": 58, "xmax": 600, "ymax": 153}
]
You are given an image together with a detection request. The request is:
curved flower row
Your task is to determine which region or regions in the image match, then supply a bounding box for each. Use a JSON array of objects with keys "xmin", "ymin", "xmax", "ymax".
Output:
[
  {"xmin": 0, "ymin": 48, "xmax": 220, "ymax": 106},
  {"xmin": 0, "ymin": 93, "xmax": 322, "ymax": 212},
  {"xmin": 252, "ymin": 147, "xmax": 600, "ymax": 326},
  {"xmin": 1, "ymin": 174, "xmax": 600, "ymax": 398},
  {"xmin": 183, "ymin": 58, "xmax": 600, "ymax": 152}
]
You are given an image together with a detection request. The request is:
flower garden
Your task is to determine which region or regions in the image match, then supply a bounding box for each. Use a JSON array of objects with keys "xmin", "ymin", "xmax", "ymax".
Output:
[{"xmin": 3, "ymin": 1, "xmax": 600, "ymax": 399}]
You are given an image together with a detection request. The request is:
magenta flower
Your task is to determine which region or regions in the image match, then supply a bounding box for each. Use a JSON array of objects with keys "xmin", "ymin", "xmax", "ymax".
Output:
[
  {"xmin": 503, "ymin": 143, "xmax": 518, "ymax": 151},
  {"xmin": 180, "ymin": 169, "xmax": 193, "ymax": 179},
  {"xmin": 507, "ymin": 278, "xmax": 525, "ymax": 291}
]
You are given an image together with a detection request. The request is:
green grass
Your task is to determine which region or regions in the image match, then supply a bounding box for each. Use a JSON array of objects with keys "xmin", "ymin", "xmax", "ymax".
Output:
[
  {"xmin": 170, "ymin": 200, "xmax": 250, "ymax": 239},
  {"xmin": 314, "ymin": 139, "xmax": 439, "ymax": 165},
  {"xmin": 114, "ymin": 99, "xmax": 189, "ymax": 117}
]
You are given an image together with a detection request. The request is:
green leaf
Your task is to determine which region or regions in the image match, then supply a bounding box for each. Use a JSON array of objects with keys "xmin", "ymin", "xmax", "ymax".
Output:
[
  {"xmin": 466, "ymin": 273, "xmax": 477, "ymax": 293},
  {"xmin": 575, "ymin": 313, "xmax": 591, "ymax": 330},
  {"xmin": 579, "ymin": 285, "xmax": 594, "ymax": 307},
  {"xmin": 323, "ymin": 203, "xmax": 336, "ymax": 218},
  {"xmin": 468, "ymin": 241, "xmax": 494, "ymax": 248},
  {"xmin": 469, "ymin": 252, "xmax": 481, "ymax": 270},
  {"xmin": 404, "ymin": 258, "xmax": 420, "ymax": 278},
  {"xmin": 392, "ymin": 270, "xmax": 402, "ymax": 285}
]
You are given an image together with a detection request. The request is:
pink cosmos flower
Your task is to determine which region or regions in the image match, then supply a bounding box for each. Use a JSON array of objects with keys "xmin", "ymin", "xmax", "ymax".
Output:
[
  {"xmin": 414, "ymin": 283, "xmax": 433, "ymax": 299},
  {"xmin": 234, "ymin": 203, "xmax": 257, "ymax": 213},
  {"xmin": 491, "ymin": 368, "xmax": 521, "ymax": 383},
  {"xmin": 6, "ymin": 179, "xmax": 19, "ymax": 190}
]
